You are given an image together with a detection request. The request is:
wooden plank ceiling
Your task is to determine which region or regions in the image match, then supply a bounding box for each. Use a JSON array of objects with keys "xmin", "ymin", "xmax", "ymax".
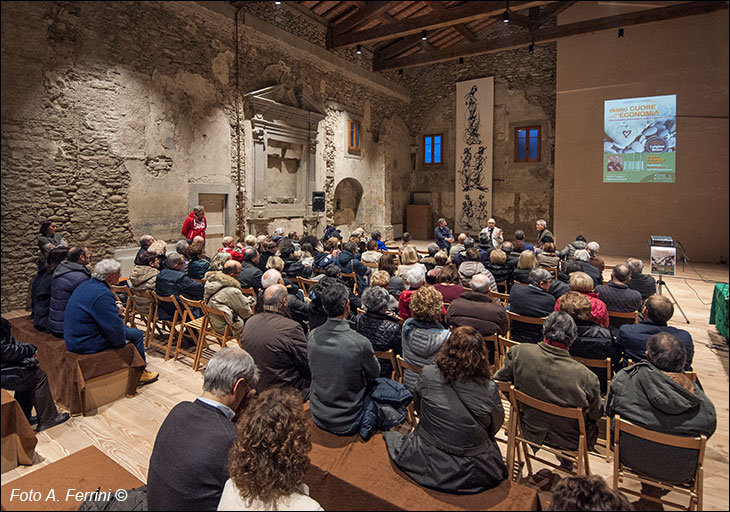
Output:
[{"xmin": 279, "ymin": 1, "xmax": 728, "ymax": 71}]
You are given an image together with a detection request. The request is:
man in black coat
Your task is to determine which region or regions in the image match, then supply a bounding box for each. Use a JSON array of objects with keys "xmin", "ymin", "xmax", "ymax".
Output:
[
  {"xmin": 508, "ymin": 268, "xmax": 556, "ymax": 342},
  {"xmin": 239, "ymin": 248, "xmax": 263, "ymax": 293},
  {"xmin": 1, "ymin": 318, "xmax": 69, "ymax": 431},
  {"xmin": 154, "ymin": 252, "xmax": 204, "ymax": 320},
  {"xmin": 147, "ymin": 347, "xmax": 258, "ymax": 511},
  {"xmin": 595, "ymin": 263, "xmax": 643, "ymax": 313},
  {"xmin": 573, "ymin": 249, "xmax": 603, "ymax": 287},
  {"xmin": 280, "ymin": 241, "xmax": 313, "ymax": 280},
  {"xmin": 626, "ymin": 257, "xmax": 657, "ymax": 300},
  {"xmin": 446, "ymin": 274, "xmax": 508, "ymax": 338}
]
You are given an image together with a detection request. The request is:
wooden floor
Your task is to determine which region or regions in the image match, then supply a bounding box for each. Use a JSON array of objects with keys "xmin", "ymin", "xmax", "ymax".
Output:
[{"xmin": 2, "ymin": 249, "xmax": 728, "ymax": 511}]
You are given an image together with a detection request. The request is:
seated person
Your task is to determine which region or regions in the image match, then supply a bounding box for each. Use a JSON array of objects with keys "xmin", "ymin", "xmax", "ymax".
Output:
[
  {"xmin": 501, "ymin": 241, "xmax": 520, "ymax": 269},
  {"xmin": 147, "ymin": 239, "xmax": 168, "ymax": 269},
  {"xmin": 64, "ymin": 259, "xmax": 158, "ymax": 385},
  {"xmin": 378, "ymin": 252, "xmax": 406, "ymax": 299},
  {"xmin": 433, "ymin": 264, "xmax": 467, "ymax": 304},
  {"xmin": 547, "ymin": 475, "xmax": 631, "ymax": 511},
  {"xmin": 147, "ymin": 348, "xmax": 258, "ymax": 510},
  {"xmin": 449, "ymin": 233, "xmax": 467, "ymax": 261},
  {"xmin": 313, "ymin": 238, "xmax": 337, "ymax": 269},
  {"xmin": 616, "ymin": 294, "xmax": 694, "ymax": 370},
  {"xmin": 452, "ymin": 237, "xmax": 484, "ymax": 268},
  {"xmin": 1, "ymin": 317, "xmax": 70, "ymax": 431},
  {"xmin": 370, "ymin": 229, "xmax": 388, "ymax": 251},
  {"xmin": 218, "ymin": 388, "xmax": 322, "ymax": 511},
  {"xmin": 336, "ymin": 241, "xmax": 368, "ymax": 295},
  {"xmin": 155, "ymin": 252, "xmax": 204, "ymax": 320},
  {"xmin": 512, "ymin": 229, "xmax": 534, "ymax": 253},
  {"xmin": 398, "ymin": 266, "xmax": 426, "ymax": 320},
  {"xmin": 176, "ymin": 239, "xmax": 192, "ymax": 272},
  {"xmin": 401, "ymin": 286, "xmax": 450, "ymax": 391},
  {"xmin": 485, "ymin": 248, "xmax": 513, "ymax": 292},
  {"xmin": 255, "ymin": 269, "xmax": 310, "ymax": 332},
  {"xmin": 241, "ymin": 284, "xmax": 311, "ymax": 400},
  {"xmin": 458, "ymin": 248, "xmax": 495, "ymax": 289},
  {"xmin": 494, "ymin": 312, "xmax": 602, "ymax": 463},
  {"xmin": 476, "ymin": 230, "xmax": 495, "ymax": 264},
  {"xmin": 280, "ymin": 241, "xmax": 313, "ymax": 280},
  {"xmin": 554, "ymin": 271, "xmax": 609, "ymax": 328},
  {"xmin": 586, "ymin": 241, "xmax": 605, "ymax": 276},
  {"xmin": 446, "ymin": 273, "xmax": 508, "ymax": 338},
  {"xmin": 535, "ymin": 219, "xmax": 553, "ymax": 250},
  {"xmin": 425, "ymin": 250, "xmax": 449, "ymax": 284},
  {"xmin": 238, "ymin": 248, "xmax": 263, "ymax": 293},
  {"xmin": 536, "ymin": 241, "xmax": 560, "ymax": 269},
  {"xmin": 361, "ymin": 239, "xmax": 383, "ymax": 264},
  {"xmin": 557, "ymin": 292, "xmax": 618, "ymax": 393},
  {"xmin": 33, "ymin": 246, "xmax": 68, "ymax": 332},
  {"xmin": 418, "ymin": 243, "xmax": 440, "ymax": 272},
  {"xmin": 558, "ymin": 234, "xmax": 587, "ymax": 262},
  {"xmin": 134, "ymin": 234, "xmax": 155, "ymax": 265},
  {"xmin": 384, "ymin": 326, "xmax": 507, "ymax": 494},
  {"xmin": 187, "ymin": 237, "xmax": 210, "ymax": 279},
  {"xmin": 129, "ymin": 251, "xmax": 160, "ymax": 314},
  {"xmin": 265, "ymin": 256, "xmax": 302, "ymax": 298},
  {"xmin": 397, "ymin": 246, "xmax": 427, "ymax": 279},
  {"xmin": 257, "ymin": 238, "xmax": 278, "ymax": 272},
  {"xmin": 307, "ymin": 281, "xmax": 380, "ymax": 435},
  {"xmin": 573, "ymin": 249, "xmax": 603, "ymax": 287},
  {"xmin": 605, "ymin": 332, "xmax": 716, "ymax": 502},
  {"xmin": 626, "ymin": 257, "xmax": 657, "ymax": 301},
  {"xmin": 354, "ymin": 286, "xmax": 402, "ymax": 378},
  {"xmin": 204, "ymin": 260, "xmax": 254, "ymax": 338},
  {"xmin": 595, "ymin": 263, "xmax": 642, "ymax": 319},
  {"xmin": 513, "ymin": 250, "xmax": 538, "ymax": 285},
  {"xmin": 508, "ymin": 268, "xmax": 556, "ymax": 343},
  {"xmin": 368, "ymin": 270, "xmax": 400, "ymax": 313},
  {"xmin": 48, "ymin": 245, "xmax": 92, "ymax": 337}
]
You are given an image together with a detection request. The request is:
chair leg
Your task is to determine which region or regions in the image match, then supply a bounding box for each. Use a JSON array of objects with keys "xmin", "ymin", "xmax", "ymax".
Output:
[
  {"xmin": 577, "ymin": 436, "xmax": 586, "ymax": 476},
  {"xmin": 193, "ymin": 332, "xmax": 207, "ymax": 372},
  {"xmin": 696, "ymin": 467, "xmax": 703, "ymax": 511}
]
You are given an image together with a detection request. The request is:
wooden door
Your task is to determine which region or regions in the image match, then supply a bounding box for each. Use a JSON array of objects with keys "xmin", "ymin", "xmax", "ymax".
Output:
[{"xmin": 198, "ymin": 193, "xmax": 226, "ymax": 257}]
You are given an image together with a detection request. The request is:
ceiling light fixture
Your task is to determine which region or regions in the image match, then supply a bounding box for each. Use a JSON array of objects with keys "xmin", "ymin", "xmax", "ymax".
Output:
[
  {"xmin": 421, "ymin": 30, "xmax": 427, "ymax": 40},
  {"xmin": 399, "ymin": 69, "xmax": 403, "ymax": 76},
  {"xmin": 618, "ymin": 28, "xmax": 624, "ymax": 38},
  {"xmin": 275, "ymin": 1, "xmax": 281, "ymax": 4},
  {"xmin": 528, "ymin": 43, "xmax": 534, "ymax": 54},
  {"xmin": 459, "ymin": 57, "xmax": 464, "ymax": 65},
  {"xmin": 356, "ymin": 45, "xmax": 362, "ymax": 54}
]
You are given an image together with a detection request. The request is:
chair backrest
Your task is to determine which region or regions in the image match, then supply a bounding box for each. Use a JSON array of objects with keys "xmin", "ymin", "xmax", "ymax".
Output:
[
  {"xmin": 513, "ymin": 281, "xmax": 529, "ymax": 286},
  {"xmin": 607, "ymin": 310, "xmax": 639, "ymax": 332},
  {"xmin": 152, "ymin": 292, "xmax": 183, "ymax": 323},
  {"xmin": 510, "ymin": 386, "xmax": 586, "ymax": 429},
  {"xmin": 543, "ymin": 266, "xmax": 559, "ymax": 279},
  {"xmin": 312, "ymin": 267, "xmax": 326, "ymax": 275},
  {"xmin": 497, "ymin": 335, "xmax": 519, "ymax": 370},
  {"xmin": 363, "ymin": 261, "xmax": 379, "ymax": 269},
  {"xmin": 178, "ymin": 295, "xmax": 204, "ymax": 323},
  {"xmin": 395, "ymin": 354, "xmax": 423, "ymax": 380},
  {"xmin": 506, "ymin": 310, "xmax": 547, "ymax": 336},
  {"xmin": 202, "ymin": 301, "xmax": 235, "ymax": 328},
  {"xmin": 573, "ymin": 356, "xmax": 612, "ymax": 393},
  {"xmin": 607, "ymin": 310, "xmax": 639, "ymax": 322},
  {"xmin": 240, "ymin": 287, "xmax": 257, "ymax": 301},
  {"xmin": 374, "ymin": 349, "xmax": 399, "ymax": 381},
  {"xmin": 340, "ymin": 271, "xmax": 358, "ymax": 295},
  {"xmin": 489, "ymin": 289, "xmax": 510, "ymax": 306},
  {"xmin": 297, "ymin": 276, "xmax": 318, "ymax": 300}
]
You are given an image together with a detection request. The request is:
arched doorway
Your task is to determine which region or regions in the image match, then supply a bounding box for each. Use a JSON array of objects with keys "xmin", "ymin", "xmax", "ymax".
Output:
[{"xmin": 333, "ymin": 177, "xmax": 364, "ymax": 230}]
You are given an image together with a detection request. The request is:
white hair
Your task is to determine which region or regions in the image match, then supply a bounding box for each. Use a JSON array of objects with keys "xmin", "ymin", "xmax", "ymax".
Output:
[
  {"xmin": 574, "ymin": 249, "xmax": 590, "ymax": 262},
  {"xmin": 92, "ymin": 258, "xmax": 121, "ymax": 281},
  {"xmin": 261, "ymin": 269, "xmax": 282, "ymax": 288},
  {"xmin": 404, "ymin": 266, "xmax": 425, "ymax": 288},
  {"xmin": 471, "ymin": 273, "xmax": 491, "ymax": 294},
  {"xmin": 536, "ymin": 219, "xmax": 547, "ymax": 228},
  {"xmin": 586, "ymin": 241, "xmax": 600, "ymax": 253}
]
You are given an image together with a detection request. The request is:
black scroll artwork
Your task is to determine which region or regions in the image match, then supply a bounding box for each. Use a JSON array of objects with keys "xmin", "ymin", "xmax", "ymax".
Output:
[
  {"xmin": 459, "ymin": 193, "xmax": 490, "ymax": 230},
  {"xmin": 464, "ymin": 85, "xmax": 482, "ymax": 145},
  {"xmin": 458, "ymin": 146, "xmax": 489, "ymax": 192},
  {"xmin": 459, "ymin": 82, "xmax": 490, "ymax": 229}
]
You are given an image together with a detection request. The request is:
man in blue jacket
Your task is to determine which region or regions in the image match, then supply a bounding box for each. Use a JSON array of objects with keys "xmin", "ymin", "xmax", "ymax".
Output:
[
  {"xmin": 47, "ymin": 246, "xmax": 92, "ymax": 337},
  {"xmin": 155, "ymin": 252, "xmax": 204, "ymax": 321},
  {"xmin": 64, "ymin": 259, "xmax": 158, "ymax": 385}
]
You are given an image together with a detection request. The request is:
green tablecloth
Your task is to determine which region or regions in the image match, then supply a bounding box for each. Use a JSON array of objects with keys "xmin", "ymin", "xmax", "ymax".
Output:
[{"xmin": 709, "ymin": 283, "xmax": 729, "ymax": 339}]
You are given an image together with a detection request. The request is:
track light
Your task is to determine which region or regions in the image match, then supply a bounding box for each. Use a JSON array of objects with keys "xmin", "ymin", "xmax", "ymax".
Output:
[
  {"xmin": 356, "ymin": 45, "xmax": 362, "ymax": 54},
  {"xmin": 399, "ymin": 69, "xmax": 403, "ymax": 76},
  {"xmin": 618, "ymin": 28, "xmax": 624, "ymax": 38},
  {"xmin": 275, "ymin": 1, "xmax": 281, "ymax": 4},
  {"xmin": 421, "ymin": 30, "xmax": 427, "ymax": 40},
  {"xmin": 459, "ymin": 57, "xmax": 464, "ymax": 65},
  {"xmin": 503, "ymin": 10, "xmax": 510, "ymax": 23},
  {"xmin": 528, "ymin": 43, "xmax": 534, "ymax": 54}
]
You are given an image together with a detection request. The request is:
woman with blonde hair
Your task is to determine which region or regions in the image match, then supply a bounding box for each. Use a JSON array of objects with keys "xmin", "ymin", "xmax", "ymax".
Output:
[
  {"xmin": 397, "ymin": 245, "xmax": 427, "ymax": 278},
  {"xmin": 554, "ymin": 271, "xmax": 609, "ymax": 327},
  {"xmin": 513, "ymin": 250, "xmax": 538, "ymax": 284},
  {"xmin": 537, "ymin": 241, "xmax": 560, "ymax": 268}
]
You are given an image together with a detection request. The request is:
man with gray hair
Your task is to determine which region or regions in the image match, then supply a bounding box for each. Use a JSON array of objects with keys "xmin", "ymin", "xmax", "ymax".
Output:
[
  {"xmin": 626, "ymin": 257, "xmax": 656, "ymax": 300},
  {"xmin": 370, "ymin": 229, "xmax": 387, "ymax": 251},
  {"xmin": 495, "ymin": 311, "xmax": 602, "ymax": 465},
  {"xmin": 508, "ymin": 268, "xmax": 557, "ymax": 342},
  {"xmin": 573, "ymin": 249, "xmax": 602, "ymax": 287},
  {"xmin": 241, "ymin": 284, "xmax": 311, "ymax": 400},
  {"xmin": 254, "ymin": 269, "xmax": 309, "ymax": 329},
  {"xmin": 449, "ymin": 232, "xmax": 468, "ymax": 260},
  {"xmin": 434, "ymin": 218, "xmax": 454, "ymax": 252},
  {"xmin": 586, "ymin": 241, "xmax": 604, "ymax": 275},
  {"xmin": 155, "ymin": 252, "xmax": 204, "ymax": 321},
  {"xmin": 419, "ymin": 242, "xmax": 440, "ymax": 272},
  {"xmin": 535, "ymin": 219, "xmax": 553, "ymax": 249},
  {"xmin": 181, "ymin": 205, "xmax": 206, "ymax": 242},
  {"xmin": 147, "ymin": 347, "xmax": 258, "ymax": 510},
  {"xmin": 239, "ymin": 247, "xmax": 263, "ymax": 292},
  {"xmin": 445, "ymin": 273, "xmax": 508, "ymax": 357},
  {"xmin": 134, "ymin": 234, "xmax": 156, "ymax": 265},
  {"xmin": 481, "ymin": 218, "xmax": 503, "ymax": 249},
  {"xmin": 595, "ymin": 264, "xmax": 642, "ymax": 314},
  {"xmin": 64, "ymin": 259, "xmax": 158, "ymax": 385}
]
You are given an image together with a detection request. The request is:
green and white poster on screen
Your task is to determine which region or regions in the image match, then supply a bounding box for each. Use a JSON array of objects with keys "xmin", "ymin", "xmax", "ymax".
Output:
[{"xmin": 603, "ymin": 94, "xmax": 676, "ymax": 183}]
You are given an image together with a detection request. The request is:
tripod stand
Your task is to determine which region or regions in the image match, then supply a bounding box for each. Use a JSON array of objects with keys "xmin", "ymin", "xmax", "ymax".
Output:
[{"xmin": 656, "ymin": 277, "xmax": 690, "ymax": 324}]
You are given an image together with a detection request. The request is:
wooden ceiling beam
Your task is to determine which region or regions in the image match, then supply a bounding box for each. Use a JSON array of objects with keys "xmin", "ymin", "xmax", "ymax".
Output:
[
  {"xmin": 332, "ymin": 1, "xmax": 398, "ymax": 35},
  {"xmin": 329, "ymin": 0, "xmax": 556, "ymax": 48},
  {"xmin": 375, "ymin": 1, "xmax": 728, "ymax": 71},
  {"xmin": 426, "ymin": 1, "xmax": 477, "ymax": 42},
  {"xmin": 534, "ymin": 1, "xmax": 577, "ymax": 27}
]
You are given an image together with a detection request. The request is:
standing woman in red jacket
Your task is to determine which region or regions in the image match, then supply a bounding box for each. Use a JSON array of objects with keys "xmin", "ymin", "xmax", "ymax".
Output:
[{"xmin": 181, "ymin": 205, "xmax": 207, "ymax": 242}]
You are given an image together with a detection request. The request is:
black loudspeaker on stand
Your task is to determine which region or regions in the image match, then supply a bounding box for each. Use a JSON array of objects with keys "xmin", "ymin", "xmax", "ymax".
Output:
[{"xmin": 312, "ymin": 191, "xmax": 325, "ymax": 212}]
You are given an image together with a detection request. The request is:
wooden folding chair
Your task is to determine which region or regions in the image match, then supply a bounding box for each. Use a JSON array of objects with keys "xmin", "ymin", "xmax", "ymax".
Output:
[
  {"xmin": 297, "ymin": 276, "xmax": 318, "ymax": 300},
  {"xmin": 543, "ymin": 266, "xmax": 559, "ymax": 279},
  {"xmin": 496, "ymin": 335, "xmax": 519, "ymax": 370},
  {"xmin": 573, "ymin": 356, "xmax": 613, "ymax": 461},
  {"xmin": 505, "ymin": 310, "xmax": 547, "ymax": 341},
  {"xmin": 507, "ymin": 386, "xmax": 592, "ymax": 480},
  {"xmin": 175, "ymin": 296, "xmax": 207, "ymax": 365},
  {"xmin": 194, "ymin": 302, "xmax": 241, "ymax": 372},
  {"xmin": 495, "ymin": 381, "xmax": 524, "ymax": 480},
  {"xmin": 613, "ymin": 415, "xmax": 707, "ymax": 511},
  {"xmin": 395, "ymin": 354, "xmax": 423, "ymax": 427},
  {"xmin": 607, "ymin": 309, "xmax": 639, "ymax": 334},
  {"xmin": 494, "ymin": 280, "xmax": 508, "ymax": 294},
  {"xmin": 489, "ymin": 289, "xmax": 510, "ymax": 307},
  {"xmin": 312, "ymin": 267, "xmax": 326, "ymax": 276},
  {"xmin": 363, "ymin": 261, "xmax": 379, "ymax": 269},
  {"xmin": 240, "ymin": 287, "xmax": 257, "ymax": 312},
  {"xmin": 374, "ymin": 349, "xmax": 399, "ymax": 381},
  {"xmin": 110, "ymin": 284, "xmax": 132, "ymax": 326},
  {"xmin": 127, "ymin": 288, "xmax": 157, "ymax": 345},
  {"xmin": 482, "ymin": 333, "xmax": 498, "ymax": 369},
  {"xmin": 341, "ymin": 271, "xmax": 359, "ymax": 296},
  {"xmin": 148, "ymin": 292, "xmax": 183, "ymax": 360}
]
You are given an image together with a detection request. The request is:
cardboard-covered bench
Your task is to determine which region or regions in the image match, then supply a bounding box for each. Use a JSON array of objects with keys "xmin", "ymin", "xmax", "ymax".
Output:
[{"xmin": 8, "ymin": 316, "xmax": 145, "ymax": 416}]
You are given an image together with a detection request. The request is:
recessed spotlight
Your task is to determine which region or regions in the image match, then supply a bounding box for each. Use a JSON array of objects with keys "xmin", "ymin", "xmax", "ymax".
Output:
[
  {"xmin": 503, "ymin": 10, "xmax": 510, "ymax": 23},
  {"xmin": 356, "ymin": 45, "xmax": 362, "ymax": 54},
  {"xmin": 528, "ymin": 43, "xmax": 534, "ymax": 53},
  {"xmin": 618, "ymin": 28, "xmax": 624, "ymax": 38},
  {"xmin": 421, "ymin": 30, "xmax": 427, "ymax": 40}
]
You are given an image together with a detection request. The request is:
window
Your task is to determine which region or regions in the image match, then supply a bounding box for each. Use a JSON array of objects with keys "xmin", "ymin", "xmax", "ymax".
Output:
[
  {"xmin": 348, "ymin": 119, "xmax": 361, "ymax": 154},
  {"xmin": 424, "ymin": 134, "xmax": 442, "ymax": 165},
  {"xmin": 514, "ymin": 126, "xmax": 541, "ymax": 162}
]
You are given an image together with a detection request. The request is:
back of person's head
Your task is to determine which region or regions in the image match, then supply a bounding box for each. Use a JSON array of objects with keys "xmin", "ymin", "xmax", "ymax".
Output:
[
  {"xmin": 266, "ymin": 255, "xmax": 284, "ymax": 272},
  {"xmin": 378, "ymin": 253, "xmax": 397, "ymax": 276},
  {"xmin": 541, "ymin": 234, "xmax": 555, "ymax": 244},
  {"xmin": 260, "ymin": 239, "xmax": 276, "ymax": 253},
  {"xmin": 68, "ymin": 246, "xmax": 87, "ymax": 263},
  {"xmin": 514, "ymin": 230, "xmax": 525, "ymax": 240},
  {"xmin": 320, "ymin": 281, "xmax": 349, "ymax": 317},
  {"xmin": 222, "ymin": 236, "xmax": 235, "ymax": 247},
  {"xmin": 47, "ymin": 246, "xmax": 69, "ymax": 270},
  {"xmin": 147, "ymin": 240, "xmax": 167, "ymax": 256},
  {"xmin": 166, "ymin": 252, "xmax": 184, "ymax": 269},
  {"xmin": 478, "ymin": 229, "xmax": 490, "ymax": 244},
  {"xmin": 542, "ymin": 242, "xmax": 556, "ymax": 253},
  {"xmin": 564, "ymin": 262, "xmax": 582, "ymax": 276},
  {"xmin": 489, "ymin": 249, "xmax": 506, "ymax": 264},
  {"xmin": 517, "ymin": 250, "xmax": 538, "ymax": 269},
  {"xmin": 140, "ymin": 234, "xmax": 154, "ymax": 248},
  {"xmin": 569, "ymin": 271, "xmax": 594, "ymax": 293},
  {"xmin": 244, "ymin": 234, "xmax": 257, "ymax": 247},
  {"xmin": 404, "ymin": 266, "xmax": 426, "ymax": 289},
  {"xmin": 176, "ymin": 239, "xmax": 190, "ymax": 256},
  {"xmin": 261, "ymin": 269, "xmax": 282, "ymax": 289},
  {"xmin": 300, "ymin": 242, "xmax": 314, "ymax": 255},
  {"xmin": 203, "ymin": 347, "xmax": 259, "ymax": 395},
  {"xmin": 402, "ymin": 232, "xmax": 412, "ymax": 243},
  {"xmin": 273, "ymin": 227, "xmax": 284, "ymax": 237},
  {"xmin": 279, "ymin": 242, "xmax": 295, "ymax": 259},
  {"xmin": 325, "ymin": 264, "xmax": 341, "ymax": 278},
  {"xmin": 529, "ymin": 268, "xmax": 552, "ymax": 287},
  {"xmin": 436, "ymin": 264, "xmax": 459, "ymax": 284},
  {"xmin": 91, "ymin": 259, "xmax": 121, "ymax": 281},
  {"xmin": 300, "ymin": 235, "xmax": 319, "ymax": 250},
  {"xmin": 543, "ymin": 311, "xmax": 577, "ymax": 347},
  {"xmin": 209, "ymin": 250, "xmax": 232, "ymax": 271},
  {"xmin": 436, "ymin": 326, "xmax": 490, "ymax": 384},
  {"xmin": 576, "ymin": 235, "xmax": 587, "ymax": 242},
  {"xmin": 426, "ymin": 242, "xmax": 439, "ymax": 256},
  {"xmin": 401, "ymin": 246, "xmax": 419, "ymax": 265},
  {"xmin": 501, "ymin": 241, "xmax": 514, "ymax": 254},
  {"xmin": 366, "ymin": 239, "xmax": 378, "ymax": 251},
  {"xmin": 465, "ymin": 247, "xmax": 480, "ymax": 262},
  {"xmin": 190, "ymin": 238, "xmax": 206, "ymax": 257},
  {"xmin": 361, "ymin": 286, "xmax": 390, "ymax": 313},
  {"xmin": 243, "ymin": 248, "xmax": 258, "ymax": 262},
  {"xmin": 410, "ymin": 285, "xmax": 443, "ymax": 323},
  {"xmin": 626, "ymin": 257, "xmax": 644, "ymax": 276},
  {"xmin": 558, "ymin": 292, "xmax": 592, "ymax": 322},
  {"xmin": 222, "ymin": 260, "xmax": 241, "ymax": 276},
  {"xmin": 138, "ymin": 251, "xmax": 158, "ymax": 267},
  {"xmin": 574, "ymin": 249, "xmax": 590, "ymax": 262},
  {"xmin": 612, "ymin": 264, "xmax": 631, "ymax": 283},
  {"xmin": 322, "ymin": 238, "xmax": 335, "ymax": 252},
  {"xmin": 434, "ymin": 250, "xmax": 449, "ymax": 266},
  {"xmin": 463, "ymin": 237, "xmax": 475, "ymax": 249},
  {"xmin": 228, "ymin": 388, "xmax": 311, "ymax": 509},
  {"xmin": 342, "ymin": 241, "xmax": 357, "ymax": 254},
  {"xmin": 470, "ymin": 273, "xmax": 491, "ymax": 294},
  {"xmin": 587, "ymin": 241, "xmax": 600, "ymax": 253},
  {"xmin": 548, "ymin": 475, "xmax": 632, "ymax": 511},
  {"xmin": 371, "ymin": 230, "xmax": 381, "ymax": 240},
  {"xmin": 263, "ymin": 284, "xmax": 287, "ymax": 308},
  {"xmin": 369, "ymin": 270, "xmax": 390, "ymax": 289},
  {"xmin": 646, "ymin": 332, "xmax": 686, "ymax": 372},
  {"xmin": 457, "ymin": 233, "xmax": 467, "ymax": 243},
  {"xmin": 287, "ymin": 231, "xmax": 298, "ymax": 240},
  {"xmin": 644, "ymin": 294, "xmax": 674, "ymax": 323}
]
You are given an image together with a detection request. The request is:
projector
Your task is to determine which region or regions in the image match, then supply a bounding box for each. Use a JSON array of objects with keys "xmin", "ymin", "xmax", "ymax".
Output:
[{"xmin": 650, "ymin": 235, "xmax": 674, "ymax": 247}]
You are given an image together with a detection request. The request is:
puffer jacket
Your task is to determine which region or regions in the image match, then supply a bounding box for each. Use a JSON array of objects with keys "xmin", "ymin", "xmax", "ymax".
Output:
[
  {"xmin": 1, "ymin": 318, "xmax": 38, "ymax": 388},
  {"xmin": 401, "ymin": 318, "xmax": 450, "ymax": 390},
  {"xmin": 187, "ymin": 257, "xmax": 210, "ymax": 280},
  {"xmin": 570, "ymin": 320, "xmax": 619, "ymax": 394},
  {"xmin": 485, "ymin": 263, "xmax": 513, "ymax": 290},
  {"xmin": 282, "ymin": 257, "xmax": 313, "ymax": 280},
  {"xmin": 204, "ymin": 272, "xmax": 254, "ymax": 337},
  {"xmin": 47, "ymin": 260, "xmax": 91, "ymax": 336},
  {"xmin": 558, "ymin": 240, "xmax": 587, "ymax": 261},
  {"xmin": 354, "ymin": 311, "xmax": 402, "ymax": 378},
  {"xmin": 337, "ymin": 250, "xmax": 368, "ymax": 294},
  {"xmin": 155, "ymin": 268, "xmax": 204, "ymax": 321},
  {"xmin": 458, "ymin": 261, "xmax": 493, "ymax": 288},
  {"xmin": 360, "ymin": 378, "xmax": 412, "ymax": 440},
  {"xmin": 129, "ymin": 264, "xmax": 159, "ymax": 311}
]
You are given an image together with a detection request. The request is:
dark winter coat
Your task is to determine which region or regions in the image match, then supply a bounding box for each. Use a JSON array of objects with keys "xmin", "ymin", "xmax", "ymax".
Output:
[
  {"xmin": 508, "ymin": 284, "xmax": 556, "ymax": 343},
  {"xmin": 155, "ymin": 268, "xmax": 204, "ymax": 321},
  {"xmin": 32, "ymin": 268, "xmax": 54, "ymax": 332},
  {"xmin": 48, "ymin": 261, "xmax": 91, "ymax": 336},
  {"xmin": 1, "ymin": 318, "xmax": 39, "ymax": 388},
  {"xmin": 570, "ymin": 320, "xmax": 619, "ymax": 394},
  {"xmin": 353, "ymin": 311, "xmax": 402, "ymax": 378},
  {"xmin": 485, "ymin": 263, "xmax": 513, "ymax": 290},
  {"xmin": 616, "ymin": 320, "xmax": 694, "ymax": 371},
  {"xmin": 627, "ymin": 273, "xmax": 657, "ymax": 300},
  {"xmin": 445, "ymin": 292, "xmax": 508, "ymax": 337},
  {"xmin": 337, "ymin": 250, "xmax": 368, "ymax": 295},
  {"xmin": 238, "ymin": 261, "xmax": 263, "ymax": 292},
  {"xmin": 360, "ymin": 378, "xmax": 412, "ymax": 440},
  {"xmin": 64, "ymin": 278, "xmax": 127, "ymax": 355}
]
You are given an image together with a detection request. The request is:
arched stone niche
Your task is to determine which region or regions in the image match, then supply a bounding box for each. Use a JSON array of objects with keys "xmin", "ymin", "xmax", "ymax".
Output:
[{"xmin": 333, "ymin": 177, "xmax": 364, "ymax": 230}]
